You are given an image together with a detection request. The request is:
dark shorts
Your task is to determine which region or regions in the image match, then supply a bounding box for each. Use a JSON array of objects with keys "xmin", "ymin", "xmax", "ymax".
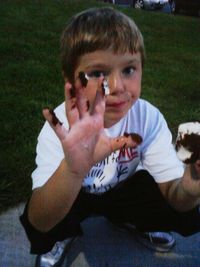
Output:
[{"xmin": 20, "ymin": 170, "xmax": 200, "ymax": 254}]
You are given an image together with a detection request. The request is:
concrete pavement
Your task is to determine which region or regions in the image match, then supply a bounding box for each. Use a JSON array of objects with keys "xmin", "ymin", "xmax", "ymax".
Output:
[{"xmin": 0, "ymin": 204, "xmax": 199, "ymax": 267}]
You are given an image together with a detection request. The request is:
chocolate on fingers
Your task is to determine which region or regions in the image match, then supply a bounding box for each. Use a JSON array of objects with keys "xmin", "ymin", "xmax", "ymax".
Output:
[
  {"xmin": 111, "ymin": 132, "xmax": 143, "ymax": 152},
  {"xmin": 67, "ymin": 73, "xmax": 90, "ymax": 117},
  {"xmin": 78, "ymin": 71, "xmax": 110, "ymax": 97},
  {"xmin": 64, "ymin": 81, "xmax": 81, "ymax": 129},
  {"xmin": 64, "ymin": 81, "xmax": 77, "ymax": 109},
  {"xmin": 78, "ymin": 71, "xmax": 89, "ymax": 87},
  {"xmin": 48, "ymin": 109, "xmax": 63, "ymax": 127},
  {"xmin": 42, "ymin": 108, "xmax": 68, "ymax": 141},
  {"xmin": 43, "ymin": 108, "xmax": 63, "ymax": 127},
  {"xmin": 75, "ymin": 71, "xmax": 90, "ymax": 115}
]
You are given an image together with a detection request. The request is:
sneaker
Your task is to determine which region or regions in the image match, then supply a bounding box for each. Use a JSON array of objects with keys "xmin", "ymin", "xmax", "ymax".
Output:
[
  {"xmin": 35, "ymin": 237, "xmax": 78, "ymax": 267},
  {"xmin": 113, "ymin": 223, "xmax": 176, "ymax": 252},
  {"xmin": 135, "ymin": 230, "xmax": 176, "ymax": 252}
]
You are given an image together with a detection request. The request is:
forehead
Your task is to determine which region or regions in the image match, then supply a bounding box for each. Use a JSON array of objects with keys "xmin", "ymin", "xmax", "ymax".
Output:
[{"xmin": 77, "ymin": 50, "xmax": 142, "ymax": 70}]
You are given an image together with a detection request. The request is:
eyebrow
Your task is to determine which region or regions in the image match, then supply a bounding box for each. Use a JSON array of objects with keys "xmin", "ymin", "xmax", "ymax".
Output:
[
  {"xmin": 85, "ymin": 64, "xmax": 107, "ymax": 70},
  {"xmin": 127, "ymin": 59, "xmax": 141, "ymax": 64},
  {"xmin": 85, "ymin": 59, "xmax": 141, "ymax": 70}
]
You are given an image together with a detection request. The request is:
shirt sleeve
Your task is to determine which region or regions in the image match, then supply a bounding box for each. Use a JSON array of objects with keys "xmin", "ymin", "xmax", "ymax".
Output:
[{"xmin": 141, "ymin": 108, "xmax": 184, "ymax": 183}]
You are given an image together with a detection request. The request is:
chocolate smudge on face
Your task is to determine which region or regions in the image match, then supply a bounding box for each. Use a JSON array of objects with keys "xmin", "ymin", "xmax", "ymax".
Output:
[
  {"xmin": 49, "ymin": 109, "xmax": 62, "ymax": 127},
  {"xmin": 124, "ymin": 132, "xmax": 143, "ymax": 145},
  {"xmin": 78, "ymin": 71, "xmax": 88, "ymax": 87}
]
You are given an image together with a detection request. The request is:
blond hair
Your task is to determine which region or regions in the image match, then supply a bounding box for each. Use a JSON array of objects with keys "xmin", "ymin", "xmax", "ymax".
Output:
[{"xmin": 61, "ymin": 7, "xmax": 145, "ymax": 82}]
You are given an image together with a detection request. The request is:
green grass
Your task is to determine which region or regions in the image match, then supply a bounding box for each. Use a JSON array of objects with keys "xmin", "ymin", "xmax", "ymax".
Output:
[{"xmin": 1, "ymin": 0, "xmax": 200, "ymax": 213}]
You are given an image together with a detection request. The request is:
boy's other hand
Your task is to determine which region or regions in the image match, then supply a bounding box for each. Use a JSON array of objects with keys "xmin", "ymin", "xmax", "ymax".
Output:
[
  {"xmin": 180, "ymin": 160, "xmax": 200, "ymax": 199},
  {"xmin": 175, "ymin": 122, "xmax": 200, "ymax": 198}
]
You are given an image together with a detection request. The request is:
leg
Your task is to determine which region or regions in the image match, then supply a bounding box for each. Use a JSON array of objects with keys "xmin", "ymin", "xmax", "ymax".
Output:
[
  {"xmin": 103, "ymin": 170, "xmax": 200, "ymax": 236},
  {"xmin": 20, "ymin": 191, "xmax": 98, "ymax": 254}
]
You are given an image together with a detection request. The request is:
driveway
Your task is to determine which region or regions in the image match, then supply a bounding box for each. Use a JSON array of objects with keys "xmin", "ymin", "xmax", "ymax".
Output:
[{"xmin": 0, "ymin": 204, "xmax": 199, "ymax": 267}]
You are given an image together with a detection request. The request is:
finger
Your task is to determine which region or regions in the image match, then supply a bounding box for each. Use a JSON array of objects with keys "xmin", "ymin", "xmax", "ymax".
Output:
[
  {"xmin": 194, "ymin": 160, "xmax": 200, "ymax": 173},
  {"xmin": 78, "ymin": 71, "xmax": 88, "ymax": 87},
  {"xmin": 75, "ymin": 73, "xmax": 90, "ymax": 118},
  {"xmin": 190, "ymin": 163, "xmax": 200, "ymax": 180},
  {"xmin": 110, "ymin": 133, "xmax": 143, "ymax": 152},
  {"xmin": 65, "ymin": 82, "xmax": 80, "ymax": 127},
  {"xmin": 196, "ymin": 159, "xmax": 200, "ymax": 167},
  {"xmin": 43, "ymin": 108, "xmax": 67, "ymax": 141},
  {"xmin": 91, "ymin": 77, "xmax": 105, "ymax": 116}
]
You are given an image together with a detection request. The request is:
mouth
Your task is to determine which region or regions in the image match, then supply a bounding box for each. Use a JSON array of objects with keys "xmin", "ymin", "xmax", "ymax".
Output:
[
  {"xmin": 106, "ymin": 94, "xmax": 131, "ymax": 109},
  {"xmin": 106, "ymin": 100, "xmax": 127, "ymax": 108}
]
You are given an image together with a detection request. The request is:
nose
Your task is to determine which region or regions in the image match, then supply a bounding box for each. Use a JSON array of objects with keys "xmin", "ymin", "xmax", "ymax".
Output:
[{"xmin": 108, "ymin": 72, "xmax": 125, "ymax": 95}]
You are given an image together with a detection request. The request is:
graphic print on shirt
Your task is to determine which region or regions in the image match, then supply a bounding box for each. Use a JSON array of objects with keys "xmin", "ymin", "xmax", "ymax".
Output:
[
  {"xmin": 116, "ymin": 164, "xmax": 129, "ymax": 182},
  {"xmin": 83, "ymin": 146, "xmax": 140, "ymax": 193},
  {"xmin": 118, "ymin": 147, "xmax": 139, "ymax": 164}
]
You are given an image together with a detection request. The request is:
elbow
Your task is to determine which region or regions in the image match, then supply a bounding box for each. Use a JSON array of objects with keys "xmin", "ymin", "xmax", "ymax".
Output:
[{"xmin": 28, "ymin": 205, "xmax": 52, "ymax": 233}]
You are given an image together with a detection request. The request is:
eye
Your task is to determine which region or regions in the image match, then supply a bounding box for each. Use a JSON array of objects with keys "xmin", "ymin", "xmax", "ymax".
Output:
[
  {"xmin": 122, "ymin": 67, "xmax": 135, "ymax": 77},
  {"xmin": 86, "ymin": 70, "xmax": 107, "ymax": 79}
]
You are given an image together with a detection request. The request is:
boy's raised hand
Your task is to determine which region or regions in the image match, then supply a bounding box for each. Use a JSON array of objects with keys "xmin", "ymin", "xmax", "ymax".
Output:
[{"xmin": 43, "ymin": 77, "xmax": 142, "ymax": 178}]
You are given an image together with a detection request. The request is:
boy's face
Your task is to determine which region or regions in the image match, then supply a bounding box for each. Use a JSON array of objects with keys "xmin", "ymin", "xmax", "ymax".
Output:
[{"xmin": 75, "ymin": 50, "xmax": 142, "ymax": 128}]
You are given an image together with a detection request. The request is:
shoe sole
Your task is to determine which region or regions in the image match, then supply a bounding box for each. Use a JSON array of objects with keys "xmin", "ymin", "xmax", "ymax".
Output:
[{"xmin": 35, "ymin": 237, "xmax": 78, "ymax": 267}]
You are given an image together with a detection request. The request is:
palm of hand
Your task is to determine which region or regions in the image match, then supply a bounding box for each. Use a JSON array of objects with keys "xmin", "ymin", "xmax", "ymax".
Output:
[{"xmin": 61, "ymin": 112, "xmax": 112, "ymax": 175}]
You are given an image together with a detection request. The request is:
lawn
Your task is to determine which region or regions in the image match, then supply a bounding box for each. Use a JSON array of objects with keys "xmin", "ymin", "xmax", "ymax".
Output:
[{"xmin": 0, "ymin": 0, "xmax": 200, "ymax": 213}]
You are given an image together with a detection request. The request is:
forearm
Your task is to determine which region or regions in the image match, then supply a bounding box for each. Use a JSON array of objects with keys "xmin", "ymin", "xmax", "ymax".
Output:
[
  {"xmin": 167, "ymin": 180, "xmax": 199, "ymax": 212},
  {"xmin": 167, "ymin": 165, "xmax": 200, "ymax": 212},
  {"xmin": 28, "ymin": 159, "xmax": 84, "ymax": 232}
]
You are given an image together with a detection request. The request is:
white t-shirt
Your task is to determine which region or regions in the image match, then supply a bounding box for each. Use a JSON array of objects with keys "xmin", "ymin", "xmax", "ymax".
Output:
[{"xmin": 32, "ymin": 99, "xmax": 184, "ymax": 194}]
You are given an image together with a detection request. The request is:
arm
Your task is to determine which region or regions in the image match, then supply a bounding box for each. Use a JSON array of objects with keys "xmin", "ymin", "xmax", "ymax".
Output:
[
  {"xmin": 158, "ymin": 161, "xmax": 200, "ymax": 212},
  {"xmin": 28, "ymin": 159, "xmax": 84, "ymax": 232},
  {"xmin": 28, "ymin": 79, "xmax": 140, "ymax": 232}
]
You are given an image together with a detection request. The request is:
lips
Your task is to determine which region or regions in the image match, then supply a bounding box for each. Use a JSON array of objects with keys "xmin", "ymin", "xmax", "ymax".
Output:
[
  {"xmin": 105, "ymin": 91, "xmax": 133, "ymax": 113},
  {"xmin": 106, "ymin": 94, "xmax": 131, "ymax": 109},
  {"xmin": 106, "ymin": 101, "xmax": 127, "ymax": 108}
]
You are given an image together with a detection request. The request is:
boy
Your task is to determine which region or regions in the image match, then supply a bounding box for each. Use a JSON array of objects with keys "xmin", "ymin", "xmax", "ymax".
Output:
[{"xmin": 20, "ymin": 7, "xmax": 200, "ymax": 267}]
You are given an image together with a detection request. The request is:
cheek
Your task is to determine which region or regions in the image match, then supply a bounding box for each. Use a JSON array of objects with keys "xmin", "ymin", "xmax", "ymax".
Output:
[{"xmin": 127, "ymin": 79, "xmax": 141, "ymax": 98}]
